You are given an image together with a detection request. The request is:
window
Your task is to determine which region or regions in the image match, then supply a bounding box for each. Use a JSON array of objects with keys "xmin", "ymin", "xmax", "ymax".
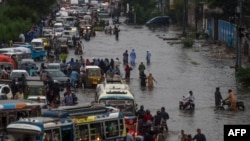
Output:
[
  {"xmin": 61, "ymin": 128, "xmax": 72, "ymax": 141},
  {"xmin": 44, "ymin": 130, "xmax": 52, "ymax": 141},
  {"xmin": 2, "ymin": 87, "xmax": 10, "ymax": 94},
  {"xmin": 44, "ymin": 128, "xmax": 61, "ymax": 141},
  {"xmin": 52, "ymin": 128, "xmax": 61, "ymax": 141},
  {"xmin": 119, "ymin": 119, "xmax": 124, "ymax": 135},
  {"xmin": 79, "ymin": 124, "xmax": 89, "ymax": 141},
  {"xmin": 105, "ymin": 120, "xmax": 119, "ymax": 137},
  {"xmin": 89, "ymin": 123, "xmax": 103, "ymax": 140}
]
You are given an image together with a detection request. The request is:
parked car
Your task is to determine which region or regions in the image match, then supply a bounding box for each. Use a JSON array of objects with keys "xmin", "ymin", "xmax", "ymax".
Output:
[
  {"xmin": 47, "ymin": 63, "xmax": 61, "ymax": 70},
  {"xmin": 145, "ymin": 16, "xmax": 170, "ymax": 26},
  {"xmin": 0, "ymin": 84, "xmax": 13, "ymax": 99},
  {"xmin": 43, "ymin": 69, "xmax": 69, "ymax": 87},
  {"xmin": 27, "ymin": 95, "xmax": 48, "ymax": 109}
]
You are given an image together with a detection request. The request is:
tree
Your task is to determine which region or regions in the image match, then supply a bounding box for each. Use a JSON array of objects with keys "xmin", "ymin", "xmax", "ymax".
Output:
[
  {"xmin": 123, "ymin": 0, "xmax": 159, "ymax": 24},
  {"xmin": 207, "ymin": 0, "xmax": 250, "ymax": 22},
  {"xmin": 0, "ymin": 0, "xmax": 57, "ymax": 42}
]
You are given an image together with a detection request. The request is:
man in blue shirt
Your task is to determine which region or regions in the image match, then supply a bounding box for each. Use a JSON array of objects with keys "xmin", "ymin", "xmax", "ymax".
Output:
[
  {"xmin": 130, "ymin": 49, "xmax": 136, "ymax": 65},
  {"xmin": 70, "ymin": 69, "xmax": 80, "ymax": 87}
]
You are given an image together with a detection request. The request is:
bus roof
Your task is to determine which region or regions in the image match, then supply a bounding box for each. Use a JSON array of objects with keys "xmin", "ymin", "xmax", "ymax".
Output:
[
  {"xmin": 51, "ymin": 103, "xmax": 110, "ymax": 116},
  {"xmin": 0, "ymin": 100, "xmax": 43, "ymax": 110},
  {"xmin": 85, "ymin": 65, "xmax": 100, "ymax": 69},
  {"xmin": 72, "ymin": 111, "xmax": 124, "ymax": 124},
  {"xmin": 7, "ymin": 116, "xmax": 73, "ymax": 131},
  {"xmin": 98, "ymin": 89, "xmax": 134, "ymax": 101}
]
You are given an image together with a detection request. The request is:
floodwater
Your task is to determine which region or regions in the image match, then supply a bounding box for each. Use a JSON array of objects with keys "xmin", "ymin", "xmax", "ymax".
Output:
[{"xmin": 64, "ymin": 20, "xmax": 250, "ymax": 141}]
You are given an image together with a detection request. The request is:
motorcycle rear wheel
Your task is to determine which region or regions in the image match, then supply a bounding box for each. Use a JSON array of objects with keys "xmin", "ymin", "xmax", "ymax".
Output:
[{"xmin": 238, "ymin": 105, "xmax": 245, "ymax": 111}]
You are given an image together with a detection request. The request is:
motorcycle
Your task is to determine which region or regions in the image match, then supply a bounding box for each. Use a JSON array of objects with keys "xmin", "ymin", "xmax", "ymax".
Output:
[
  {"xmin": 218, "ymin": 100, "xmax": 245, "ymax": 111},
  {"xmin": 179, "ymin": 98, "xmax": 195, "ymax": 110}
]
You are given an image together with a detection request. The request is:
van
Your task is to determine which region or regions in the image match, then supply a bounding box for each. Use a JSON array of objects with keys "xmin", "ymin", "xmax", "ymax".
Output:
[
  {"xmin": 146, "ymin": 16, "xmax": 170, "ymax": 26},
  {"xmin": 31, "ymin": 38, "xmax": 45, "ymax": 52}
]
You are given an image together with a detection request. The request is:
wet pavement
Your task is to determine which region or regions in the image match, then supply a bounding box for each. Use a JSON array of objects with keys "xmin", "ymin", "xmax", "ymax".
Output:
[{"xmin": 43, "ymin": 18, "xmax": 250, "ymax": 141}]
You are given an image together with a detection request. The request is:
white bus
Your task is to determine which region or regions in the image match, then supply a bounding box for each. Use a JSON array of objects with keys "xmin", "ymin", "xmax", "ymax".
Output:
[{"xmin": 96, "ymin": 83, "xmax": 138, "ymax": 135}]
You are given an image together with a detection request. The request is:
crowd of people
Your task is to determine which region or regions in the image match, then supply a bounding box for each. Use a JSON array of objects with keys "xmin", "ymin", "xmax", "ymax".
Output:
[
  {"xmin": 178, "ymin": 128, "xmax": 206, "ymax": 141},
  {"xmin": 135, "ymin": 105, "xmax": 169, "ymax": 139}
]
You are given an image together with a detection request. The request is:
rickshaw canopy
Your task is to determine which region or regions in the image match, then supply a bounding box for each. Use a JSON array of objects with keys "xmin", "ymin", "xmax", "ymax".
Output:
[{"xmin": 0, "ymin": 55, "xmax": 17, "ymax": 69}]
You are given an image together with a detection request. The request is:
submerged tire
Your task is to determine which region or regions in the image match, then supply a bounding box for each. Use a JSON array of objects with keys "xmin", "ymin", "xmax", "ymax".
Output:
[{"xmin": 238, "ymin": 105, "xmax": 245, "ymax": 111}]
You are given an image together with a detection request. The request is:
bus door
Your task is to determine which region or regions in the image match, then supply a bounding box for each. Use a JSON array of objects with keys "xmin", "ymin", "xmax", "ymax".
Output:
[{"xmin": 61, "ymin": 125, "xmax": 74, "ymax": 141}]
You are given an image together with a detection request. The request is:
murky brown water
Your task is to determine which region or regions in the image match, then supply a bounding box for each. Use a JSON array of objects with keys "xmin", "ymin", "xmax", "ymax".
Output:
[{"xmin": 63, "ymin": 20, "xmax": 250, "ymax": 141}]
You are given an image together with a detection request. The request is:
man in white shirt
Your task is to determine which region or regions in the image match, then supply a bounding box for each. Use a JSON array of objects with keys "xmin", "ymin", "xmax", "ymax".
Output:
[
  {"xmin": 114, "ymin": 58, "xmax": 121, "ymax": 69},
  {"xmin": 126, "ymin": 128, "xmax": 134, "ymax": 141},
  {"xmin": 183, "ymin": 91, "xmax": 195, "ymax": 108}
]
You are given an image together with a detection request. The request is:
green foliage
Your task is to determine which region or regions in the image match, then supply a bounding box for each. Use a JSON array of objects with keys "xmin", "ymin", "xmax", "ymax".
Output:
[
  {"xmin": 236, "ymin": 67, "xmax": 250, "ymax": 87},
  {"xmin": 0, "ymin": 0, "xmax": 57, "ymax": 42},
  {"xmin": 5, "ymin": 0, "xmax": 56, "ymax": 16},
  {"xmin": 170, "ymin": 0, "xmax": 185, "ymax": 24},
  {"xmin": 181, "ymin": 37, "xmax": 194, "ymax": 48},
  {"xmin": 207, "ymin": 0, "xmax": 250, "ymax": 21}
]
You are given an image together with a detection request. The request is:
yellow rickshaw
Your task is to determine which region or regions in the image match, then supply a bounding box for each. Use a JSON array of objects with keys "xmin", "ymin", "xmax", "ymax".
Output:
[{"xmin": 82, "ymin": 66, "xmax": 102, "ymax": 88}]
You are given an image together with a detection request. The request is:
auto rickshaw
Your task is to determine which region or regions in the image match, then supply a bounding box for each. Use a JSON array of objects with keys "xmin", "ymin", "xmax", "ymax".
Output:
[
  {"xmin": 57, "ymin": 37, "xmax": 68, "ymax": 54},
  {"xmin": 24, "ymin": 77, "xmax": 45, "ymax": 99},
  {"xmin": 82, "ymin": 66, "xmax": 102, "ymax": 88}
]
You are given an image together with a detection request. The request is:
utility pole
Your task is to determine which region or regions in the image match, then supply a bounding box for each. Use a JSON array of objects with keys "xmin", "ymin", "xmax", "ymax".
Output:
[{"xmin": 236, "ymin": 0, "xmax": 243, "ymax": 71}]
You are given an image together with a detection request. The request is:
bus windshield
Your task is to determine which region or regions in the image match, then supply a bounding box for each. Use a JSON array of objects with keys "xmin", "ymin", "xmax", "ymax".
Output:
[
  {"xmin": 3, "ymin": 133, "xmax": 38, "ymax": 141},
  {"xmin": 99, "ymin": 99, "xmax": 135, "ymax": 116}
]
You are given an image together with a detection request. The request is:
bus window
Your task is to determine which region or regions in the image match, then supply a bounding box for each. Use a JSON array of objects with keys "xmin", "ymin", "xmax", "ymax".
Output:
[
  {"xmin": 52, "ymin": 128, "xmax": 61, "ymax": 141},
  {"xmin": 89, "ymin": 123, "xmax": 103, "ymax": 141},
  {"xmin": 61, "ymin": 129, "xmax": 71, "ymax": 141},
  {"xmin": 17, "ymin": 111, "xmax": 28, "ymax": 120},
  {"xmin": 0, "ymin": 118, "xmax": 3, "ymax": 129},
  {"xmin": 8, "ymin": 115, "xmax": 16, "ymax": 123},
  {"xmin": 119, "ymin": 119, "xmax": 124, "ymax": 135},
  {"xmin": 79, "ymin": 124, "xmax": 89, "ymax": 141},
  {"xmin": 44, "ymin": 130, "xmax": 52, "ymax": 141},
  {"xmin": 105, "ymin": 120, "xmax": 119, "ymax": 137}
]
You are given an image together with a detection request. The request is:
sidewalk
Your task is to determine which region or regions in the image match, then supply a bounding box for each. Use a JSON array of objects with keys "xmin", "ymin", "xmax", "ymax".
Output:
[{"xmin": 204, "ymin": 41, "xmax": 250, "ymax": 68}]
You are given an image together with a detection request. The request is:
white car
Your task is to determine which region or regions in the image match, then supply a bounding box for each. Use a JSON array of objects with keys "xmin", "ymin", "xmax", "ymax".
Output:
[
  {"xmin": 0, "ymin": 84, "xmax": 13, "ymax": 99},
  {"xmin": 47, "ymin": 63, "xmax": 61, "ymax": 70},
  {"xmin": 27, "ymin": 95, "xmax": 48, "ymax": 109},
  {"xmin": 10, "ymin": 70, "xmax": 29, "ymax": 80},
  {"xmin": 54, "ymin": 28, "xmax": 64, "ymax": 37}
]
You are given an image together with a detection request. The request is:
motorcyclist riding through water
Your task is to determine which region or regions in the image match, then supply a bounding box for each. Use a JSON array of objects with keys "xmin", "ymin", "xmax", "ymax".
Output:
[{"xmin": 182, "ymin": 91, "xmax": 195, "ymax": 109}]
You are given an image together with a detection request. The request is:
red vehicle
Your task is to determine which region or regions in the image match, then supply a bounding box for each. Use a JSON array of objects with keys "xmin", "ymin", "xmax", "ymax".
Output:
[{"xmin": 0, "ymin": 55, "xmax": 17, "ymax": 69}]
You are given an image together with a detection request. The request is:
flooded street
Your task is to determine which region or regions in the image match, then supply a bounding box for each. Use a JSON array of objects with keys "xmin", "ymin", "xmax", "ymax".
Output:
[{"xmin": 65, "ymin": 20, "xmax": 250, "ymax": 141}]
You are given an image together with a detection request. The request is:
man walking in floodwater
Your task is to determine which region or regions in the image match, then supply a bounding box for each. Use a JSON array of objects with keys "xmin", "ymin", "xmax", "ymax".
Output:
[
  {"xmin": 215, "ymin": 87, "xmax": 223, "ymax": 109},
  {"xmin": 130, "ymin": 49, "xmax": 136, "ymax": 65},
  {"xmin": 123, "ymin": 50, "xmax": 128, "ymax": 64},
  {"xmin": 147, "ymin": 73, "xmax": 157, "ymax": 88}
]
